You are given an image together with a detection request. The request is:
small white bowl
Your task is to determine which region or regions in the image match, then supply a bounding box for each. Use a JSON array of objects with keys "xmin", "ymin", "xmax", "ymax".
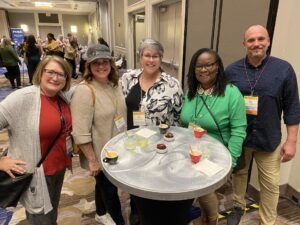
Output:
[
  {"xmin": 163, "ymin": 136, "xmax": 174, "ymax": 142},
  {"xmin": 156, "ymin": 144, "xmax": 167, "ymax": 154}
]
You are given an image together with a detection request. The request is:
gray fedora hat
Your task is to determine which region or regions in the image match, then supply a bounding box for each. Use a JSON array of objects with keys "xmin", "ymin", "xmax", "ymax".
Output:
[{"xmin": 86, "ymin": 44, "xmax": 111, "ymax": 63}]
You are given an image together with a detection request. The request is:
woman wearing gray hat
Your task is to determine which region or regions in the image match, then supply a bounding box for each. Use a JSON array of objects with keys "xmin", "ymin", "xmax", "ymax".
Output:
[{"xmin": 71, "ymin": 44, "xmax": 126, "ymax": 225}]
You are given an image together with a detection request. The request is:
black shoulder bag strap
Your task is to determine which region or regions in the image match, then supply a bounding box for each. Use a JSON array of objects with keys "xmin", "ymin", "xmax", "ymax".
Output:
[
  {"xmin": 36, "ymin": 111, "xmax": 64, "ymax": 168},
  {"xmin": 200, "ymin": 95, "xmax": 225, "ymax": 145}
]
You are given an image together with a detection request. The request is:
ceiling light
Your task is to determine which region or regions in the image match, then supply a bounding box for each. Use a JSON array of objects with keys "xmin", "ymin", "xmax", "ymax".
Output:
[
  {"xmin": 71, "ymin": 25, "xmax": 77, "ymax": 33},
  {"xmin": 20, "ymin": 24, "xmax": 28, "ymax": 32},
  {"xmin": 35, "ymin": 2, "xmax": 53, "ymax": 8}
]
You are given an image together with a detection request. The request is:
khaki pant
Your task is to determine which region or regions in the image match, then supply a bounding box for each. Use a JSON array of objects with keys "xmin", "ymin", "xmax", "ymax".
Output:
[
  {"xmin": 198, "ymin": 192, "xmax": 219, "ymax": 222},
  {"xmin": 232, "ymin": 147, "xmax": 281, "ymax": 225}
]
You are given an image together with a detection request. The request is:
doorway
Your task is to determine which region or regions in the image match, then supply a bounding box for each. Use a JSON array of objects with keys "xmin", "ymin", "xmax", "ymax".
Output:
[{"xmin": 133, "ymin": 12, "xmax": 146, "ymax": 68}]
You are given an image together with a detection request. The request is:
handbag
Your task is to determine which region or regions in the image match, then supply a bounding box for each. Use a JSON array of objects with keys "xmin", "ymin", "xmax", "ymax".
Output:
[
  {"xmin": 200, "ymin": 96, "xmax": 245, "ymax": 171},
  {"xmin": 0, "ymin": 117, "xmax": 63, "ymax": 208}
]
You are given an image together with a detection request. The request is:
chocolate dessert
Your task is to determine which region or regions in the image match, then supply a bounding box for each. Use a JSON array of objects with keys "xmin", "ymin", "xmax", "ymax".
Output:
[
  {"xmin": 164, "ymin": 132, "xmax": 174, "ymax": 141},
  {"xmin": 165, "ymin": 132, "xmax": 173, "ymax": 138},
  {"xmin": 156, "ymin": 143, "xmax": 166, "ymax": 150}
]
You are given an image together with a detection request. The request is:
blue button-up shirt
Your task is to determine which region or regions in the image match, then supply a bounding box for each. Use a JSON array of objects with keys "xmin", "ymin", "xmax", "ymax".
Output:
[{"xmin": 225, "ymin": 55, "xmax": 300, "ymax": 152}]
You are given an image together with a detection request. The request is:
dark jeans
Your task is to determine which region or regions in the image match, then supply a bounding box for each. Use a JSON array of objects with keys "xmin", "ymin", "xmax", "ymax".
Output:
[
  {"xmin": 5, "ymin": 65, "xmax": 21, "ymax": 87},
  {"xmin": 95, "ymin": 171, "xmax": 125, "ymax": 225},
  {"xmin": 132, "ymin": 195, "xmax": 193, "ymax": 225},
  {"xmin": 65, "ymin": 58, "xmax": 76, "ymax": 78},
  {"xmin": 26, "ymin": 168, "xmax": 66, "ymax": 225}
]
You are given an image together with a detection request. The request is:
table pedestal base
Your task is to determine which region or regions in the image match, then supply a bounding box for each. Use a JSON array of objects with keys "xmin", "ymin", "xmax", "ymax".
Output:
[{"xmin": 132, "ymin": 195, "xmax": 193, "ymax": 225}]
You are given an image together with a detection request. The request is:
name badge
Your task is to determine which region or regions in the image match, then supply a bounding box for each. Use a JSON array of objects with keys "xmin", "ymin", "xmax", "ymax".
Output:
[
  {"xmin": 244, "ymin": 95, "xmax": 258, "ymax": 115},
  {"xmin": 66, "ymin": 136, "xmax": 73, "ymax": 156},
  {"xmin": 114, "ymin": 115, "xmax": 125, "ymax": 131},
  {"xmin": 133, "ymin": 111, "xmax": 146, "ymax": 126}
]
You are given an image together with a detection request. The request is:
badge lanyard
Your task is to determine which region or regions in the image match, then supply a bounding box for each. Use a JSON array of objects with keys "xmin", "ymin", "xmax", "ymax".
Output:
[
  {"xmin": 193, "ymin": 95, "xmax": 208, "ymax": 121},
  {"xmin": 57, "ymin": 100, "xmax": 66, "ymax": 132},
  {"xmin": 57, "ymin": 99, "xmax": 74, "ymax": 156},
  {"xmin": 133, "ymin": 82, "xmax": 146, "ymax": 127},
  {"xmin": 243, "ymin": 56, "xmax": 269, "ymax": 115},
  {"xmin": 243, "ymin": 56, "xmax": 269, "ymax": 96}
]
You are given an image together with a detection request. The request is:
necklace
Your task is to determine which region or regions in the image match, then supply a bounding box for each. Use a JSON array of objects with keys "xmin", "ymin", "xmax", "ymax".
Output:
[{"xmin": 197, "ymin": 86, "xmax": 214, "ymax": 96}]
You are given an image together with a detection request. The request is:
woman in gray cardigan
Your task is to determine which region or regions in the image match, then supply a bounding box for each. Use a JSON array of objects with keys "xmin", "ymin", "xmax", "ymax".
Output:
[{"xmin": 0, "ymin": 56, "xmax": 72, "ymax": 225}]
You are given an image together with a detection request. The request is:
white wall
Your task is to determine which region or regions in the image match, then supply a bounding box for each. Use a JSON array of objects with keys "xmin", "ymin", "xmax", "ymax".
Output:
[
  {"xmin": 0, "ymin": 10, "xmax": 10, "ymax": 38},
  {"xmin": 272, "ymin": 0, "xmax": 300, "ymax": 191},
  {"xmin": 250, "ymin": 0, "xmax": 300, "ymax": 192}
]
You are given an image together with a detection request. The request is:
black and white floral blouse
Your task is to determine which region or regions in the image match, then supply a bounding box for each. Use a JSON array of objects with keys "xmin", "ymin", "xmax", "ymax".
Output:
[{"xmin": 121, "ymin": 69, "xmax": 183, "ymax": 128}]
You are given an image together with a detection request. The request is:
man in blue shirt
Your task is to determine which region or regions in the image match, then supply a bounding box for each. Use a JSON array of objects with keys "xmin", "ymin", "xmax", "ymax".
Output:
[{"xmin": 225, "ymin": 24, "xmax": 300, "ymax": 225}]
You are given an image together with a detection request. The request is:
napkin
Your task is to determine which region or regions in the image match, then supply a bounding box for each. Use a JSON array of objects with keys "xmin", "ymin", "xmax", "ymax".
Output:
[
  {"xmin": 192, "ymin": 158, "xmax": 224, "ymax": 177},
  {"xmin": 135, "ymin": 128, "xmax": 157, "ymax": 138}
]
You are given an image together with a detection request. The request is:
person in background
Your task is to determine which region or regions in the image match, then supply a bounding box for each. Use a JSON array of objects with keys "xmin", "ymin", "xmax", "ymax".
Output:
[
  {"xmin": 44, "ymin": 33, "xmax": 60, "ymax": 56},
  {"xmin": 56, "ymin": 34, "xmax": 65, "ymax": 58},
  {"xmin": 25, "ymin": 34, "xmax": 42, "ymax": 84},
  {"xmin": 225, "ymin": 24, "xmax": 300, "ymax": 225},
  {"xmin": 71, "ymin": 44, "xmax": 126, "ymax": 225},
  {"xmin": 0, "ymin": 35, "xmax": 6, "ymax": 45},
  {"xmin": 121, "ymin": 38, "xmax": 183, "ymax": 225},
  {"xmin": 64, "ymin": 39, "xmax": 78, "ymax": 79},
  {"xmin": 98, "ymin": 37, "xmax": 109, "ymax": 48},
  {"xmin": 0, "ymin": 55, "xmax": 72, "ymax": 224},
  {"xmin": 17, "ymin": 35, "xmax": 27, "ymax": 60},
  {"xmin": 180, "ymin": 48, "xmax": 247, "ymax": 225},
  {"xmin": 67, "ymin": 33, "xmax": 79, "ymax": 50},
  {"xmin": 0, "ymin": 38, "xmax": 22, "ymax": 89}
]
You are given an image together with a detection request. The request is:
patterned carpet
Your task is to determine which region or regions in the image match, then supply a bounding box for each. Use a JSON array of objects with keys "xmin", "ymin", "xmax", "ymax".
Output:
[{"xmin": 1, "ymin": 74, "xmax": 300, "ymax": 225}]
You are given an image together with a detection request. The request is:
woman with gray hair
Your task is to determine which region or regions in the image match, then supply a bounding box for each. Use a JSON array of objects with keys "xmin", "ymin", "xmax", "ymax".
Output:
[
  {"xmin": 121, "ymin": 38, "xmax": 183, "ymax": 129},
  {"xmin": 121, "ymin": 38, "xmax": 186, "ymax": 225}
]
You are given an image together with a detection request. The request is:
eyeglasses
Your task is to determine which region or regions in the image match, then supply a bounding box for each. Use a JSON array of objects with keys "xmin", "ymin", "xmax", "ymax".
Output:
[
  {"xmin": 195, "ymin": 61, "xmax": 217, "ymax": 70},
  {"xmin": 43, "ymin": 69, "xmax": 66, "ymax": 80},
  {"xmin": 142, "ymin": 54, "xmax": 160, "ymax": 60}
]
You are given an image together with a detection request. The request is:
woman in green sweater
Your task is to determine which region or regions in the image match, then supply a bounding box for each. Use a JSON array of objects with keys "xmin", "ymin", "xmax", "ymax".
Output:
[
  {"xmin": 0, "ymin": 38, "xmax": 21, "ymax": 88},
  {"xmin": 180, "ymin": 48, "xmax": 247, "ymax": 225}
]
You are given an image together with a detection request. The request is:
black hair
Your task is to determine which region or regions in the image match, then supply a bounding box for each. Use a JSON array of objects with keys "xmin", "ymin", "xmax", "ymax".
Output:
[
  {"xmin": 187, "ymin": 48, "xmax": 227, "ymax": 100},
  {"xmin": 26, "ymin": 34, "xmax": 38, "ymax": 55},
  {"xmin": 47, "ymin": 33, "xmax": 56, "ymax": 40},
  {"xmin": 98, "ymin": 37, "xmax": 109, "ymax": 48}
]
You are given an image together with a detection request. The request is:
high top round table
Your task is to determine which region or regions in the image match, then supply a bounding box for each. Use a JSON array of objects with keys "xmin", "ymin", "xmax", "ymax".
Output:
[{"xmin": 100, "ymin": 126, "xmax": 232, "ymax": 225}]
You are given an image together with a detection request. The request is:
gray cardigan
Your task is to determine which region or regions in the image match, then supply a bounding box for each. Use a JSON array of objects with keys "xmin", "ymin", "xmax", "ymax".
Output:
[{"xmin": 0, "ymin": 85, "xmax": 70, "ymax": 214}]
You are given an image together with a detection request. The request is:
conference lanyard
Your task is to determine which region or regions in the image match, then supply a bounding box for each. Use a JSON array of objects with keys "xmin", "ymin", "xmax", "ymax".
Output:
[{"xmin": 243, "ymin": 55, "xmax": 269, "ymax": 96}]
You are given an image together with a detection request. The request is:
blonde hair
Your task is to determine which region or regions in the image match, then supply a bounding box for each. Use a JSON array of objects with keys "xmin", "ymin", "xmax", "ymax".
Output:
[
  {"xmin": 32, "ymin": 56, "xmax": 72, "ymax": 91},
  {"xmin": 2, "ymin": 38, "xmax": 12, "ymax": 47}
]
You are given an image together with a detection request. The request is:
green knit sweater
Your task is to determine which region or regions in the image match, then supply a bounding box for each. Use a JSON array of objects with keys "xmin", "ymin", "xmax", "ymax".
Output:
[
  {"xmin": 0, "ymin": 45, "xmax": 20, "ymax": 66},
  {"xmin": 180, "ymin": 84, "xmax": 247, "ymax": 167}
]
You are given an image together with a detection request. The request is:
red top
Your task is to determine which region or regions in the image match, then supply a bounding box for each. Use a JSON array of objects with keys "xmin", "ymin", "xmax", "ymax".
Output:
[{"xmin": 40, "ymin": 94, "xmax": 72, "ymax": 176}]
